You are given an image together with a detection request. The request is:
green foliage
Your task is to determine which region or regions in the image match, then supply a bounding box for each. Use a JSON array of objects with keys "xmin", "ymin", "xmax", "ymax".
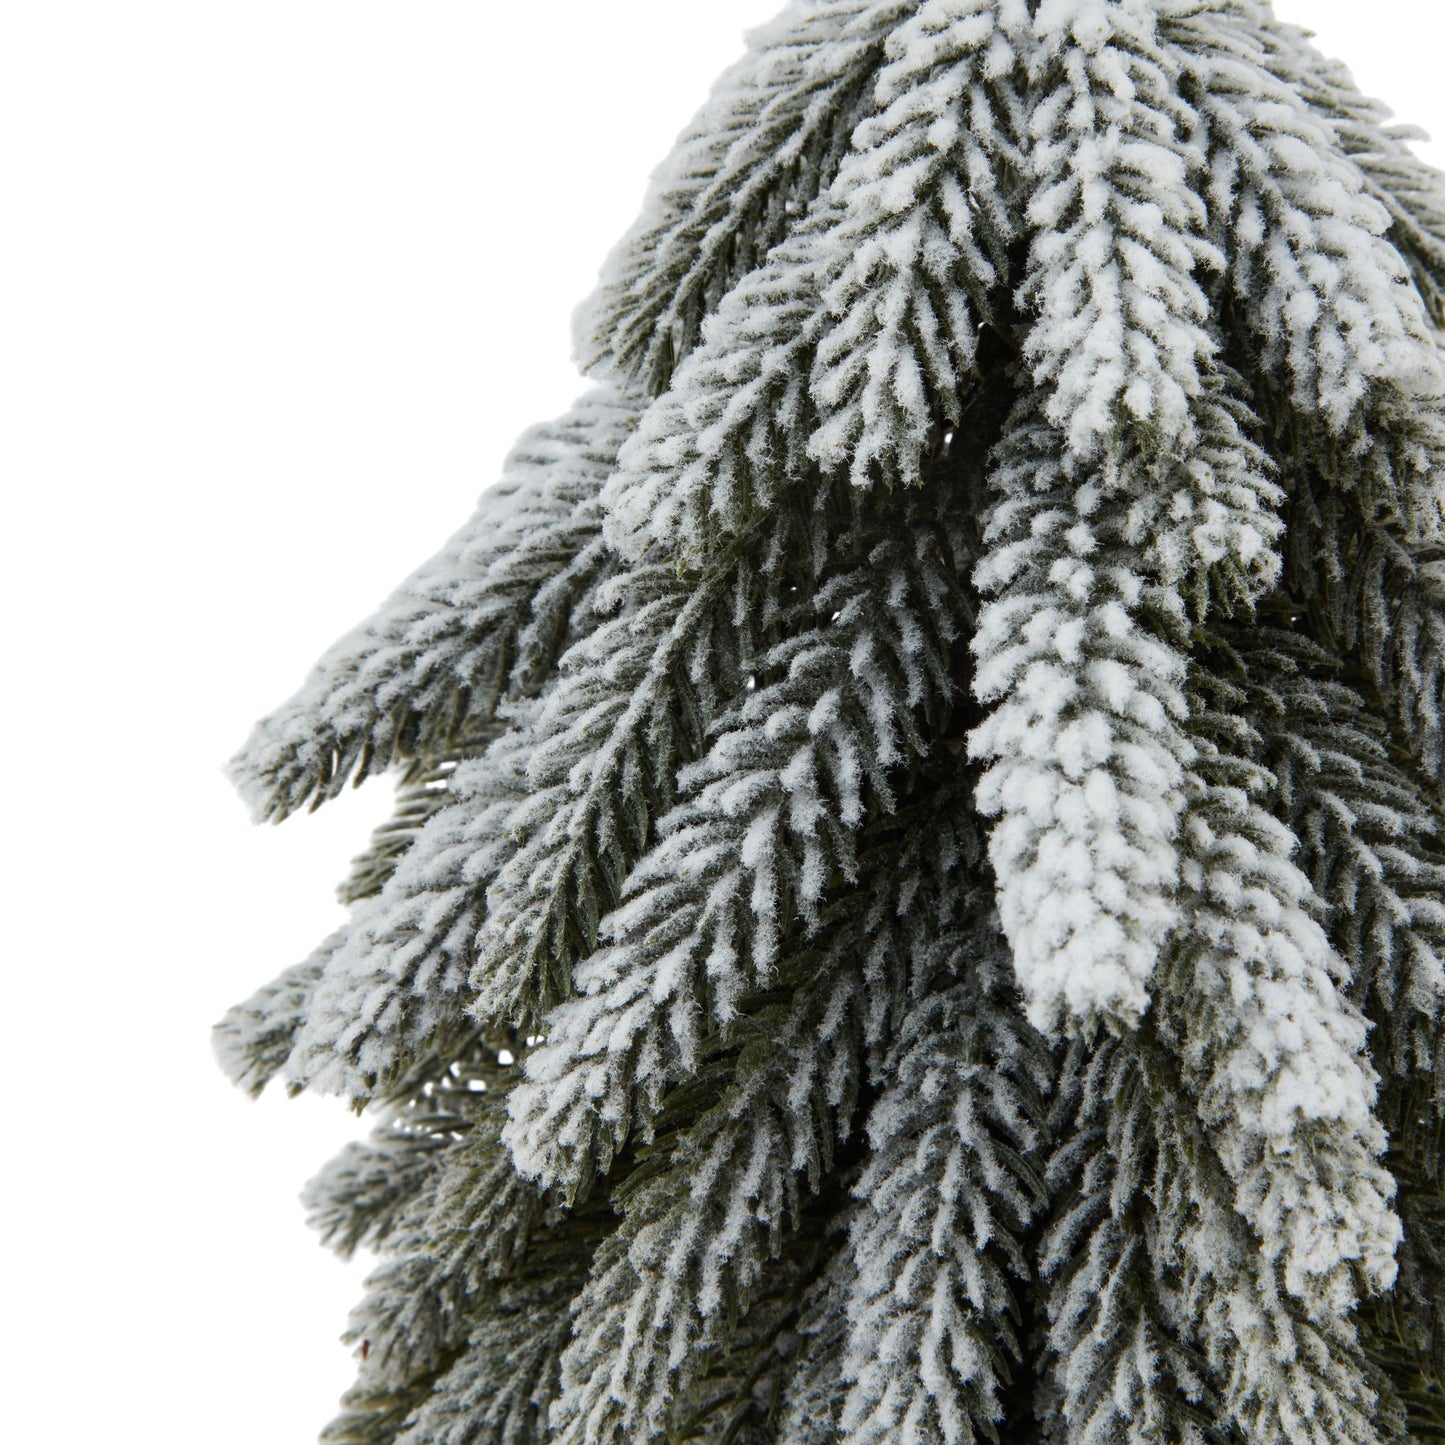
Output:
[{"xmin": 218, "ymin": 3, "xmax": 1445, "ymax": 1442}]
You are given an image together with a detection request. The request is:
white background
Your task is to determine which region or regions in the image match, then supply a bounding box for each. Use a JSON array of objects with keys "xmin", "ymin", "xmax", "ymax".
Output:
[{"xmin": 3, "ymin": 3, "xmax": 1441, "ymax": 1441}]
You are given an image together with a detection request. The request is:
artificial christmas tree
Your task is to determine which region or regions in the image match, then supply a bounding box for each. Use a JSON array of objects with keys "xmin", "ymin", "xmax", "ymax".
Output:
[{"xmin": 216, "ymin": 1, "xmax": 1445, "ymax": 1440}]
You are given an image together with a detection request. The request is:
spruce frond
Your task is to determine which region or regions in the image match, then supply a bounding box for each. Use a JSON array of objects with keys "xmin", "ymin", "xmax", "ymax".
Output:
[
  {"xmin": 231, "ymin": 389, "xmax": 633, "ymax": 822},
  {"xmin": 338, "ymin": 744, "xmax": 488, "ymax": 907},
  {"xmin": 211, "ymin": 935, "xmax": 334, "ymax": 1098},
  {"xmin": 773, "ymin": 1216, "xmax": 855, "ymax": 1445},
  {"xmin": 1167, "ymin": 2, "xmax": 1442, "ymax": 435},
  {"xmin": 284, "ymin": 718, "xmax": 537, "ymax": 1103},
  {"xmin": 470, "ymin": 559, "xmax": 737, "ymax": 1026},
  {"xmin": 1040, "ymin": 1038, "xmax": 1227, "ymax": 1445},
  {"xmin": 1043, "ymin": 1032, "xmax": 1391, "ymax": 1445},
  {"xmin": 1262, "ymin": 9, "xmax": 1445, "ymax": 329},
  {"xmin": 331, "ymin": 1075, "xmax": 552, "ymax": 1408},
  {"xmin": 1022, "ymin": 0, "xmax": 1221, "ymax": 461},
  {"xmin": 1361, "ymin": 1076, "xmax": 1445, "ymax": 1443},
  {"xmin": 599, "ymin": 203, "xmax": 838, "ymax": 565},
  {"xmin": 575, "ymin": 0, "xmax": 908, "ymax": 394},
  {"xmin": 665, "ymin": 1195, "xmax": 845, "ymax": 1445},
  {"xmin": 505, "ymin": 510, "xmax": 971, "ymax": 1195},
  {"xmin": 505, "ymin": 768, "xmax": 982, "ymax": 1207},
  {"xmin": 840, "ymin": 962, "xmax": 1053, "ymax": 1445},
  {"xmin": 1236, "ymin": 625, "xmax": 1445, "ymax": 1086},
  {"xmin": 1154, "ymin": 654, "xmax": 1399, "ymax": 1315},
  {"xmin": 1285, "ymin": 475, "xmax": 1445, "ymax": 781},
  {"xmin": 969, "ymin": 393, "xmax": 1195, "ymax": 1033},
  {"xmin": 545, "ymin": 771, "xmax": 985, "ymax": 1442},
  {"xmin": 809, "ymin": 0, "xmax": 1029, "ymax": 487},
  {"xmin": 546, "ymin": 964, "xmax": 869, "ymax": 1443},
  {"xmin": 389, "ymin": 1271, "xmax": 578, "ymax": 1445}
]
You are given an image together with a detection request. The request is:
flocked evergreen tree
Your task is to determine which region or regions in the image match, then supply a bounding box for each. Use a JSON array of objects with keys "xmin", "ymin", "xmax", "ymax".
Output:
[{"xmin": 217, "ymin": 2, "xmax": 1445, "ymax": 1440}]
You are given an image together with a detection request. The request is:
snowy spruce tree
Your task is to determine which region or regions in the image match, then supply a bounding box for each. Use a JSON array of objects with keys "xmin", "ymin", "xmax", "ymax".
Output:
[{"xmin": 217, "ymin": 2, "xmax": 1445, "ymax": 1441}]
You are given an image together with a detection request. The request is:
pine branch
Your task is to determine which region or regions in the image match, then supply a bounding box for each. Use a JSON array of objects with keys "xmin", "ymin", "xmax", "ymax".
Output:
[
  {"xmin": 664, "ymin": 1191, "xmax": 845, "ymax": 1445},
  {"xmin": 1041, "ymin": 1031, "xmax": 1392, "ymax": 1445},
  {"xmin": 1152, "ymin": 653, "xmax": 1399, "ymax": 1317},
  {"xmin": 575, "ymin": 0, "xmax": 907, "ymax": 394},
  {"xmin": 284, "ymin": 717, "xmax": 538, "ymax": 1102},
  {"xmin": 505, "ymin": 509, "xmax": 972, "ymax": 1197},
  {"xmin": 1350, "ymin": 523, "xmax": 1445, "ymax": 781},
  {"xmin": 545, "ymin": 773, "xmax": 987, "ymax": 1444},
  {"xmin": 338, "ymin": 744, "xmax": 488, "ymax": 906},
  {"xmin": 331, "ymin": 1179, "xmax": 613, "ymax": 1445},
  {"xmin": 602, "ymin": 7, "xmax": 1031, "ymax": 572},
  {"xmin": 211, "ymin": 933, "xmax": 335, "ymax": 1098},
  {"xmin": 1022, "ymin": 0, "xmax": 1221, "ymax": 462},
  {"xmin": 321, "ymin": 1060, "xmax": 597, "ymax": 1444},
  {"xmin": 840, "ymin": 962, "xmax": 1053, "ymax": 1445},
  {"xmin": 231, "ymin": 388, "xmax": 633, "ymax": 822},
  {"xmin": 1114, "ymin": 365, "xmax": 1284, "ymax": 623},
  {"xmin": 1234, "ymin": 625, "xmax": 1445, "ymax": 1087},
  {"xmin": 322, "ymin": 1374, "xmax": 452, "ymax": 1445},
  {"xmin": 773, "ymin": 1211, "xmax": 855, "ymax": 1445},
  {"xmin": 1039, "ymin": 1038, "xmax": 1228, "ymax": 1445},
  {"xmin": 297, "ymin": 1032, "xmax": 519, "ymax": 1258},
  {"xmin": 598, "ymin": 198, "xmax": 840, "ymax": 565},
  {"xmin": 1284, "ymin": 470, "xmax": 1445, "ymax": 782},
  {"xmin": 809, "ymin": 0, "xmax": 1029, "ymax": 487},
  {"xmin": 1166, "ymin": 2, "xmax": 1443, "ymax": 436},
  {"xmin": 1261, "ymin": 11, "xmax": 1445, "ymax": 330},
  {"xmin": 470, "ymin": 557, "xmax": 742, "ymax": 1027},
  {"xmin": 1361, "ymin": 1076, "xmax": 1445, "ymax": 1443},
  {"xmin": 389, "ymin": 1269, "xmax": 579, "ymax": 1445},
  {"xmin": 547, "ymin": 969, "xmax": 868, "ymax": 1444},
  {"xmin": 969, "ymin": 393, "xmax": 1195, "ymax": 1033},
  {"xmin": 303, "ymin": 1123, "xmax": 453, "ymax": 1263}
]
